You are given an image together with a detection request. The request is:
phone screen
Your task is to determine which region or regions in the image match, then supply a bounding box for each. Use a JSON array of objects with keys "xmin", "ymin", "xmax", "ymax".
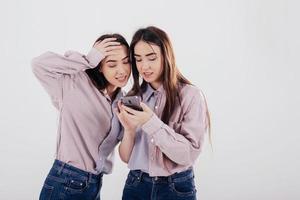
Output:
[{"xmin": 120, "ymin": 96, "xmax": 143, "ymax": 111}]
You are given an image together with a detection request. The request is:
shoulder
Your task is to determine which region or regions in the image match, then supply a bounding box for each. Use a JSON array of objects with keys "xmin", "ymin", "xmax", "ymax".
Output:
[
  {"xmin": 179, "ymin": 83, "xmax": 204, "ymax": 99},
  {"xmin": 178, "ymin": 83, "xmax": 206, "ymax": 110},
  {"xmin": 61, "ymin": 71, "xmax": 90, "ymax": 93}
]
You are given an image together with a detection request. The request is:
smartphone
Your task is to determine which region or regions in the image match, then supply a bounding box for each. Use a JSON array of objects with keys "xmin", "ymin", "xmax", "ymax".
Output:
[{"xmin": 120, "ymin": 96, "xmax": 143, "ymax": 111}]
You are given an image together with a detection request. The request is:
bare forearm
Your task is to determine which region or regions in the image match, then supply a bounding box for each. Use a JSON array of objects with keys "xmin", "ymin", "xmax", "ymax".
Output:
[{"xmin": 119, "ymin": 131, "xmax": 135, "ymax": 163}]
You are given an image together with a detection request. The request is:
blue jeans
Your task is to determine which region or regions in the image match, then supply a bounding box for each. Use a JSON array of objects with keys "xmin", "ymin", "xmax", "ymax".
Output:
[
  {"xmin": 39, "ymin": 160, "xmax": 103, "ymax": 200},
  {"xmin": 122, "ymin": 168, "xmax": 197, "ymax": 200}
]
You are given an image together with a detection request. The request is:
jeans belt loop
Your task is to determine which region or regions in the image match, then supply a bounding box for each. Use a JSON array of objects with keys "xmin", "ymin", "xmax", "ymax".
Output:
[
  {"xmin": 167, "ymin": 176, "xmax": 173, "ymax": 183},
  {"xmin": 57, "ymin": 162, "xmax": 65, "ymax": 175}
]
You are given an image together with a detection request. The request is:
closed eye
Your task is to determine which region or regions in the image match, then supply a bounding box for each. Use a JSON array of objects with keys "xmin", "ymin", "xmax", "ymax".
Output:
[
  {"xmin": 135, "ymin": 58, "xmax": 142, "ymax": 62},
  {"xmin": 147, "ymin": 54, "xmax": 157, "ymax": 61},
  {"xmin": 149, "ymin": 57, "xmax": 156, "ymax": 61},
  {"xmin": 122, "ymin": 58, "xmax": 130, "ymax": 64},
  {"xmin": 108, "ymin": 65, "xmax": 117, "ymax": 68}
]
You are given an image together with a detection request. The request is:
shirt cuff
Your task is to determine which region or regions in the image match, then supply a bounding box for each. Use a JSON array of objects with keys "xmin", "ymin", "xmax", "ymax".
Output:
[
  {"xmin": 86, "ymin": 48, "xmax": 104, "ymax": 68},
  {"xmin": 142, "ymin": 114, "xmax": 164, "ymax": 136}
]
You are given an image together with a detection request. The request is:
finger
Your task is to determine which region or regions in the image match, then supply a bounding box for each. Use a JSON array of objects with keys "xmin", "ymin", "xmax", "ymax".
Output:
[
  {"xmin": 105, "ymin": 45, "xmax": 123, "ymax": 52},
  {"xmin": 100, "ymin": 37, "xmax": 118, "ymax": 44},
  {"xmin": 115, "ymin": 110, "xmax": 122, "ymax": 120},
  {"xmin": 118, "ymin": 100, "xmax": 122, "ymax": 109},
  {"xmin": 122, "ymin": 105, "xmax": 140, "ymax": 116},
  {"xmin": 140, "ymin": 102, "xmax": 150, "ymax": 112},
  {"xmin": 118, "ymin": 108, "xmax": 133, "ymax": 119},
  {"xmin": 93, "ymin": 41, "xmax": 103, "ymax": 48},
  {"xmin": 94, "ymin": 42, "xmax": 120, "ymax": 50},
  {"xmin": 118, "ymin": 101, "xmax": 127, "ymax": 113},
  {"xmin": 103, "ymin": 41, "xmax": 121, "ymax": 48},
  {"xmin": 119, "ymin": 106, "xmax": 125, "ymax": 113},
  {"xmin": 113, "ymin": 107, "xmax": 120, "ymax": 115},
  {"xmin": 104, "ymin": 52, "xmax": 119, "ymax": 57},
  {"xmin": 124, "ymin": 112, "xmax": 137, "ymax": 120}
]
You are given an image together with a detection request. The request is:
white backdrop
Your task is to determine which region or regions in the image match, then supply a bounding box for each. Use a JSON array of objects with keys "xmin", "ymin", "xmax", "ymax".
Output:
[{"xmin": 0, "ymin": 0, "xmax": 299, "ymax": 199}]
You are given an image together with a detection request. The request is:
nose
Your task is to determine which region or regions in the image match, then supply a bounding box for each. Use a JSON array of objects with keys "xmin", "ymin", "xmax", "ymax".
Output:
[
  {"xmin": 140, "ymin": 60, "xmax": 150, "ymax": 70},
  {"xmin": 116, "ymin": 64, "xmax": 126, "ymax": 75}
]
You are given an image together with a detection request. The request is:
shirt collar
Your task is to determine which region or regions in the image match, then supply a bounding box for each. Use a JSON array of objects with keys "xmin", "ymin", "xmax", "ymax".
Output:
[
  {"xmin": 112, "ymin": 89, "xmax": 125, "ymax": 107},
  {"xmin": 100, "ymin": 88, "xmax": 111, "ymax": 102},
  {"xmin": 100, "ymin": 88, "xmax": 124, "ymax": 103},
  {"xmin": 143, "ymin": 83, "xmax": 165, "ymax": 102}
]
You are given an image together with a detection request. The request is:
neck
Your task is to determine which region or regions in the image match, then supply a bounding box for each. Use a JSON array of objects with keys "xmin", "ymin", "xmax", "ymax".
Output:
[
  {"xmin": 150, "ymin": 81, "xmax": 162, "ymax": 90},
  {"xmin": 106, "ymin": 84, "xmax": 118, "ymax": 99}
]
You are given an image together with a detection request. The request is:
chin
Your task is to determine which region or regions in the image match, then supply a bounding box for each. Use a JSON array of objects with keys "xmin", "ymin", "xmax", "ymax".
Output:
[
  {"xmin": 116, "ymin": 82, "xmax": 127, "ymax": 88},
  {"xmin": 119, "ymin": 83, "xmax": 127, "ymax": 88},
  {"xmin": 143, "ymin": 78, "xmax": 155, "ymax": 83}
]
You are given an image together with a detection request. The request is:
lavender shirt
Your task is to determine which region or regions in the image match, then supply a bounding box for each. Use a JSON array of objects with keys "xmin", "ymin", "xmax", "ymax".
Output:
[
  {"xmin": 32, "ymin": 48, "xmax": 123, "ymax": 175},
  {"xmin": 128, "ymin": 83, "xmax": 208, "ymax": 176}
]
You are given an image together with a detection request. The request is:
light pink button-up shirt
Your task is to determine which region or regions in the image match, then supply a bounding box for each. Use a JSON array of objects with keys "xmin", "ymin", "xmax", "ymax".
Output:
[
  {"xmin": 128, "ymin": 83, "xmax": 208, "ymax": 176},
  {"xmin": 31, "ymin": 48, "xmax": 124, "ymax": 174}
]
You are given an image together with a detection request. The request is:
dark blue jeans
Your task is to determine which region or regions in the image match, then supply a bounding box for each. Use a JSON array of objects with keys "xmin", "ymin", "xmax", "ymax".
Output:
[
  {"xmin": 39, "ymin": 160, "xmax": 103, "ymax": 200},
  {"xmin": 122, "ymin": 168, "xmax": 197, "ymax": 200}
]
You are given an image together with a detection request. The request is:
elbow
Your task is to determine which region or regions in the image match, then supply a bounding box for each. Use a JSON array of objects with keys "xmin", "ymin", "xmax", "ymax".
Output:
[
  {"xmin": 118, "ymin": 146, "xmax": 130, "ymax": 164},
  {"xmin": 120, "ymin": 156, "xmax": 129, "ymax": 164},
  {"xmin": 31, "ymin": 52, "xmax": 50, "ymax": 74},
  {"xmin": 31, "ymin": 57, "xmax": 41, "ymax": 74},
  {"xmin": 179, "ymin": 149, "xmax": 201, "ymax": 166},
  {"xmin": 176, "ymin": 156, "xmax": 191, "ymax": 166},
  {"xmin": 170, "ymin": 146, "xmax": 200, "ymax": 166}
]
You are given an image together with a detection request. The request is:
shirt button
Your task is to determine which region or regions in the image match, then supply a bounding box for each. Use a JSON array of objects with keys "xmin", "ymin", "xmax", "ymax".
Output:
[
  {"xmin": 155, "ymin": 106, "xmax": 158, "ymax": 109},
  {"xmin": 151, "ymin": 138, "xmax": 154, "ymax": 143}
]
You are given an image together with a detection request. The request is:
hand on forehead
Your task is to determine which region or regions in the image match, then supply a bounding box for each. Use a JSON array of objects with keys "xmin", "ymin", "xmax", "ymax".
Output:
[{"xmin": 104, "ymin": 46, "xmax": 129, "ymax": 62}]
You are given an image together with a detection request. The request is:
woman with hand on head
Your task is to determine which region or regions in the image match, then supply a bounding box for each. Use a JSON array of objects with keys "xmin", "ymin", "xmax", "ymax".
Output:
[
  {"xmin": 32, "ymin": 34, "xmax": 131, "ymax": 200},
  {"xmin": 116, "ymin": 26, "xmax": 210, "ymax": 200}
]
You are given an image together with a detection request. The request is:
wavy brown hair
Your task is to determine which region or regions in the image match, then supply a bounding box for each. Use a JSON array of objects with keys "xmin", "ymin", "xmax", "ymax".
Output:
[{"xmin": 128, "ymin": 26, "xmax": 211, "ymax": 141}]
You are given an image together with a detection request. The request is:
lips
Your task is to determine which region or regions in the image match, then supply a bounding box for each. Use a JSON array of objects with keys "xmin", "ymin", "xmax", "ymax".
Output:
[
  {"xmin": 115, "ymin": 75, "xmax": 127, "ymax": 82},
  {"xmin": 143, "ymin": 72, "xmax": 153, "ymax": 78}
]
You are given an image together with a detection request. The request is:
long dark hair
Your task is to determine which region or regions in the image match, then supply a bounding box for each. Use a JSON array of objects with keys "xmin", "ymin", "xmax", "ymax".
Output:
[
  {"xmin": 85, "ymin": 34, "xmax": 129, "ymax": 91},
  {"xmin": 129, "ymin": 26, "xmax": 211, "ymax": 142},
  {"xmin": 129, "ymin": 26, "xmax": 191, "ymax": 123}
]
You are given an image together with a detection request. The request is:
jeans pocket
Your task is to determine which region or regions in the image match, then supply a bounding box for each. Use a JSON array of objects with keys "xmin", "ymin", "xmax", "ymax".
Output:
[
  {"xmin": 64, "ymin": 177, "xmax": 89, "ymax": 194},
  {"xmin": 170, "ymin": 178, "xmax": 196, "ymax": 197},
  {"xmin": 39, "ymin": 183, "xmax": 54, "ymax": 200},
  {"xmin": 125, "ymin": 174, "xmax": 139, "ymax": 187}
]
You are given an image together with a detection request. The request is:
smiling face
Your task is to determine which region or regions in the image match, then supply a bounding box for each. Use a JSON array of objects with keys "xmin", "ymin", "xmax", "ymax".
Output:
[
  {"xmin": 133, "ymin": 40, "xmax": 163, "ymax": 89},
  {"xmin": 100, "ymin": 45, "xmax": 131, "ymax": 89}
]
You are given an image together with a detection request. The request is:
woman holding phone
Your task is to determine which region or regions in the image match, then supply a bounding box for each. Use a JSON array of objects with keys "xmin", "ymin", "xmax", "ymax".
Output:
[
  {"xmin": 116, "ymin": 26, "xmax": 210, "ymax": 200},
  {"xmin": 32, "ymin": 34, "xmax": 131, "ymax": 200}
]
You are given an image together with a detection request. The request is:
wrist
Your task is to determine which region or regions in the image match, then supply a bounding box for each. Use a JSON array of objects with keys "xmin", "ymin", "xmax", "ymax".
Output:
[
  {"xmin": 86, "ymin": 48, "xmax": 105, "ymax": 67},
  {"xmin": 123, "ymin": 130, "xmax": 135, "ymax": 139}
]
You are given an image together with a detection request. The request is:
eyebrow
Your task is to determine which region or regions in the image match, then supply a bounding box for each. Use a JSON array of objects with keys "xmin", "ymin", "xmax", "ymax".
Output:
[
  {"xmin": 134, "ymin": 52, "xmax": 157, "ymax": 57},
  {"xmin": 122, "ymin": 56, "xmax": 129, "ymax": 60},
  {"xmin": 106, "ymin": 60, "xmax": 117, "ymax": 63}
]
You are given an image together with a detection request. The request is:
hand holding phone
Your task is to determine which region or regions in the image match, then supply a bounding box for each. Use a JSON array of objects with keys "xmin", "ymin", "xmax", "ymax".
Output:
[{"xmin": 120, "ymin": 96, "xmax": 143, "ymax": 111}]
